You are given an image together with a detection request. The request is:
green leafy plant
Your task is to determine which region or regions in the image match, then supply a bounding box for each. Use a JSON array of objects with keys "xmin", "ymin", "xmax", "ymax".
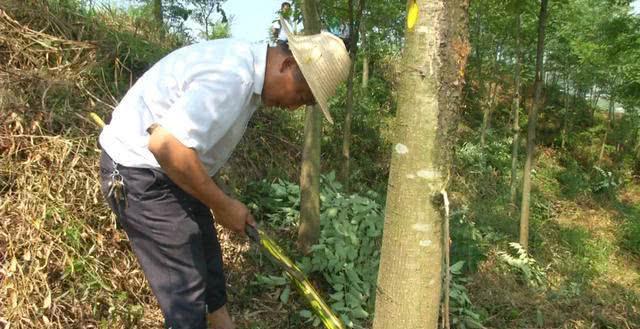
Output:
[
  {"xmin": 591, "ymin": 165, "xmax": 621, "ymax": 194},
  {"xmin": 497, "ymin": 242, "xmax": 546, "ymax": 287},
  {"xmin": 449, "ymin": 261, "xmax": 484, "ymax": 329},
  {"xmin": 245, "ymin": 178, "xmax": 301, "ymax": 229},
  {"xmin": 298, "ymin": 173, "xmax": 383, "ymax": 327},
  {"xmin": 245, "ymin": 173, "xmax": 383, "ymax": 328}
]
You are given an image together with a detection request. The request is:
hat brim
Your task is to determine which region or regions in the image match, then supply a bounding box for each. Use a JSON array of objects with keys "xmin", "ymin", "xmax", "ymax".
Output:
[{"xmin": 281, "ymin": 20, "xmax": 342, "ymax": 125}]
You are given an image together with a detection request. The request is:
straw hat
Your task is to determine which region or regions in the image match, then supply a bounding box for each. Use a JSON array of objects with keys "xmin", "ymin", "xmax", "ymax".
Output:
[{"xmin": 281, "ymin": 20, "xmax": 351, "ymax": 124}]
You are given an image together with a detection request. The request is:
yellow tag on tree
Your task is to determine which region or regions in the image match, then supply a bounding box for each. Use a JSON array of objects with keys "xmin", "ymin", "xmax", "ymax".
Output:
[{"xmin": 407, "ymin": 0, "xmax": 419, "ymax": 31}]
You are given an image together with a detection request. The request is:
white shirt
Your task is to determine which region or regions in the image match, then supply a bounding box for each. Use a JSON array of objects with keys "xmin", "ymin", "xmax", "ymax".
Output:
[{"xmin": 99, "ymin": 39, "xmax": 267, "ymax": 176}]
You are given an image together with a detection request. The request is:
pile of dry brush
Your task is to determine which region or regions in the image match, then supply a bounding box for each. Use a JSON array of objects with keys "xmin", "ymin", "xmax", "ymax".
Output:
[
  {"xmin": 0, "ymin": 2, "xmax": 165, "ymax": 328},
  {"xmin": 0, "ymin": 2, "xmax": 308, "ymax": 328}
]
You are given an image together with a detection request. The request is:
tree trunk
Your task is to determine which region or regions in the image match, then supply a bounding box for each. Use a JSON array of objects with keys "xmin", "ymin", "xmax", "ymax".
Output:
[
  {"xmin": 480, "ymin": 80, "xmax": 498, "ymax": 147},
  {"xmin": 561, "ymin": 74, "xmax": 570, "ymax": 149},
  {"xmin": 509, "ymin": 13, "xmax": 522, "ymax": 209},
  {"xmin": 341, "ymin": 63, "xmax": 356, "ymax": 191},
  {"xmin": 519, "ymin": 0, "xmax": 548, "ymax": 252},
  {"xmin": 608, "ymin": 93, "xmax": 615, "ymax": 128},
  {"xmin": 297, "ymin": 0, "xmax": 322, "ymax": 253},
  {"xmin": 480, "ymin": 42, "xmax": 501, "ymax": 148},
  {"xmin": 598, "ymin": 130, "xmax": 608, "ymax": 163},
  {"xmin": 598, "ymin": 96, "xmax": 615, "ymax": 164},
  {"xmin": 340, "ymin": 0, "xmax": 365, "ymax": 192},
  {"xmin": 152, "ymin": 0, "xmax": 163, "ymax": 37},
  {"xmin": 361, "ymin": 22, "xmax": 369, "ymax": 89},
  {"xmin": 372, "ymin": 0, "xmax": 469, "ymax": 328}
]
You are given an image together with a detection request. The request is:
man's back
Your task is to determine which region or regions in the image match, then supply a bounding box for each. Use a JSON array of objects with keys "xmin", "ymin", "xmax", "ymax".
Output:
[{"xmin": 100, "ymin": 39, "xmax": 266, "ymax": 176}]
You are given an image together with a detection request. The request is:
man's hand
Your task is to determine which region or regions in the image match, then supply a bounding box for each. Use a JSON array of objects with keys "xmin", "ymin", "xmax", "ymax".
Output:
[{"xmin": 213, "ymin": 197, "xmax": 257, "ymax": 234}]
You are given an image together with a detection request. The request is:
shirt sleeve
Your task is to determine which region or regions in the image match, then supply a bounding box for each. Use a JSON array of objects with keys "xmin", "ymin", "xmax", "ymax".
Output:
[{"xmin": 158, "ymin": 73, "xmax": 252, "ymax": 154}]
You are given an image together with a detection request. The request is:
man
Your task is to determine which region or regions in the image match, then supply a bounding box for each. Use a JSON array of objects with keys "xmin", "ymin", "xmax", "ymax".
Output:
[
  {"xmin": 271, "ymin": 2, "xmax": 295, "ymax": 44},
  {"xmin": 98, "ymin": 27, "xmax": 350, "ymax": 329}
]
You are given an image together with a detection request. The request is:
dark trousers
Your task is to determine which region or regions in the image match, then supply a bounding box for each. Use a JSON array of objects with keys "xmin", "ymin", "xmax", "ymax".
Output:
[{"xmin": 99, "ymin": 151, "xmax": 226, "ymax": 329}]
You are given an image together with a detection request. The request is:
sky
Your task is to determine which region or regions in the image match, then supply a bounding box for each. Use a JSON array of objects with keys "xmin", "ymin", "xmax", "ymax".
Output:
[
  {"xmin": 97, "ymin": 0, "xmax": 640, "ymax": 39},
  {"xmin": 222, "ymin": 0, "xmax": 284, "ymax": 42},
  {"xmin": 95, "ymin": 0, "xmax": 287, "ymax": 42}
]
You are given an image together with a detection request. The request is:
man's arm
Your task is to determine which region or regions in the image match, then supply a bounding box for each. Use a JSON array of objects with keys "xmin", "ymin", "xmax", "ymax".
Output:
[{"xmin": 147, "ymin": 125, "xmax": 255, "ymax": 233}]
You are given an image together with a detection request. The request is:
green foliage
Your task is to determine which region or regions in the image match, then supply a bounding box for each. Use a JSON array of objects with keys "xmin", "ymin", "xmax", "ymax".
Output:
[
  {"xmin": 300, "ymin": 173, "xmax": 383, "ymax": 327},
  {"xmin": 449, "ymin": 261, "xmax": 484, "ymax": 329},
  {"xmin": 591, "ymin": 166, "xmax": 622, "ymax": 195},
  {"xmin": 324, "ymin": 75, "xmax": 395, "ymax": 193},
  {"xmin": 458, "ymin": 138, "xmax": 512, "ymax": 176},
  {"xmin": 245, "ymin": 178, "xmax": 300, "ymax": 229},
  {"xmin": 622, "ymin": 213, "xmax": 640, "ymax": 255},
  {"xmin": 555, "ymin": 155, "xmax": 590, "ymax": 198},
  {"xmin": 206, "ymin": 21, "xmax": 231, "ymax": 39},
  {"xmin": 557, "ymin": 226, "xmax": 613, "ymax": 281},
  {"xmin": 450, "ymin": 207, "xmax": 508, "ymax": 273},
  {"xmin": 497, "ymin": 243, "xmax": 547, "ymax": 288},
  {"xmin": 245, "ymin": 173, "xmax": 383, "ymax": 328},
  {"xmin": 614, "ymin": 201, "xmax": 640, "ymax": 256}
]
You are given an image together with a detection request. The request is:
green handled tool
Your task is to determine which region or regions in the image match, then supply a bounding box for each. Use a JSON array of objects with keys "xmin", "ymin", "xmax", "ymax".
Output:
[{"xmin": 245, "ymin": 225, "xmax": 346, "ymax": 329}]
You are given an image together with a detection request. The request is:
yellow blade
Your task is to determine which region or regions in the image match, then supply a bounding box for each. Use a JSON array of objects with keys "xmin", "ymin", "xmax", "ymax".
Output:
[{"xmin": 256, "ymin": 229, "xmax": 346, "ymax": 329}]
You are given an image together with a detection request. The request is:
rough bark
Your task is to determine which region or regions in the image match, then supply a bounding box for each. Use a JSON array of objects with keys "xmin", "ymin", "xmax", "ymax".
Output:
[
  {"xmin": 297, "ymin": 0, "xmax": 322, "ymax": 253},
  {"xmin": 519, "ymin": 0, "xmax": 548, "ymax": 251},
  {"xmin": 372, "ymin": 0, "xmax": 469, "ymax": 327},
  {"xmin": 509, "ymin": 13, "xmax": 521, "ymax": 208}
]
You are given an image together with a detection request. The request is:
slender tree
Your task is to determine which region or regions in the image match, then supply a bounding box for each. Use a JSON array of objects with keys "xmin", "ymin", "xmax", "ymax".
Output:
[
  {"xmin": 509, "ymin": 12, "xmax": 522, "ymax": 208},
  {"xmin": 519, "ymin": 0, "xmax": 549, "ymax": 251},
  {"xmin": 340, "ymin": 0, "xmax": 365, "ymax": 191},
  {"xmin": 297, "ymin": 0, "xmax": 323, "ymax": 253},
  {"xmin": 372, "ymin": 0, "xmax": 469, "ymax": 327},
  {"xmin": 150, "ymin": 0, "xmax": 164, "ymax": 37},
  {"xmin": 361, "ymin": 20, "xmax": 369, "ymax": 89}
]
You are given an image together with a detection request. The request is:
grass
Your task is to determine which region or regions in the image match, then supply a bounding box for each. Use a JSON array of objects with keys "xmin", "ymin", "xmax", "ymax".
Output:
[{"xmin": 458, "ymin": 142, "xmax": 640, "ymax": 328}]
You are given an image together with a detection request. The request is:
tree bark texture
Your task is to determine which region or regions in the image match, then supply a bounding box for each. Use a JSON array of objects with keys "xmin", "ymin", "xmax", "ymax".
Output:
[
  {"xmin": 297, "ymin": 0, "xmax": 322, "ymax": 253},
  {"xmin": 372, "ymin": 0, "xmax": 469, "ymax": 328},
  {"xmin": 519, "ymin": 0, "xmax": 548, "ymax": 251}
]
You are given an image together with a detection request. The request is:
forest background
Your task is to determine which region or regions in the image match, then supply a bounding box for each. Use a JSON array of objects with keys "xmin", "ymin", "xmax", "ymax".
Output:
[{"xmin": 1, "ymin": 0, "xmax": 640, "ymax": 328}]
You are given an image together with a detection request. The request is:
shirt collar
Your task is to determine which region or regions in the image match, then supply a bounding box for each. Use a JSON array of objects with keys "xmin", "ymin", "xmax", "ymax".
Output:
[{"xmin": 251, "ymin": 43, "xmax": 267, "ymax": 95}]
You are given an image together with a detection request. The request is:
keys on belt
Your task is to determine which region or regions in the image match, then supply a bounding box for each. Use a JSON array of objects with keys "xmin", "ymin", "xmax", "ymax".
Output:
[{"xmin": 107, "ymin": 163, "xmax": 127, "ymax": 209}]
